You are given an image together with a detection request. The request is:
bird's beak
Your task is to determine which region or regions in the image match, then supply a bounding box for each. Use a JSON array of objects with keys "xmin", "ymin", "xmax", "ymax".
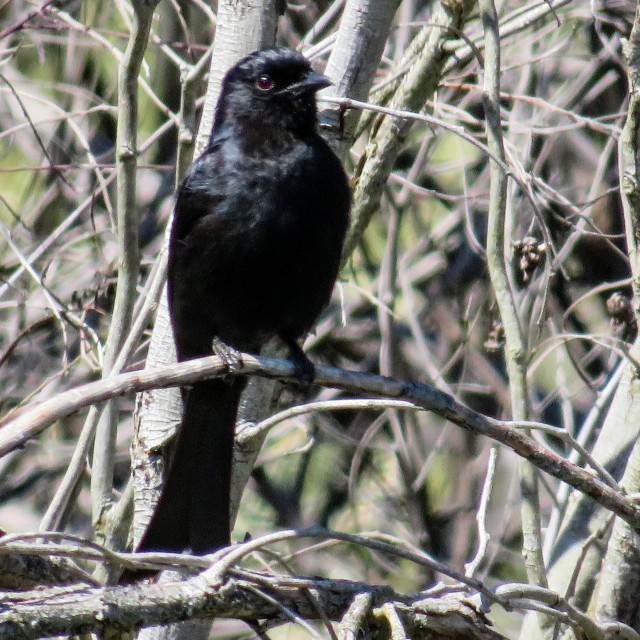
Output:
[{"xmin": 282, "ymin": 70, "xmax": 332, "ymax": 97}]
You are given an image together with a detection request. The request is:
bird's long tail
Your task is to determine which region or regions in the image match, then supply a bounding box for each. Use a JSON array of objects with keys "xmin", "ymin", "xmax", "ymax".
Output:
[{"xmin": 136, "ymin": 377, "xmax": 245, "ymax": 555}]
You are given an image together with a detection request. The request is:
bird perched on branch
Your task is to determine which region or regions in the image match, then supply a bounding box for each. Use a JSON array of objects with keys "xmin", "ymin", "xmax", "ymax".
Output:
[{"xmin": 136, "ymin": 48, "xmax": 350, "ymax": 557}]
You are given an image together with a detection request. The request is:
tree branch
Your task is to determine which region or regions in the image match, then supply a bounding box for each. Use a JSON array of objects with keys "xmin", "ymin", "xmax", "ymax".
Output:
[
  {"xmin": 91, "ymin": 0, "xmax": 161, "ymax": 538},
  {"xmin": 1, "ymin": 354, "xmax": 639, "ymax": 533}
]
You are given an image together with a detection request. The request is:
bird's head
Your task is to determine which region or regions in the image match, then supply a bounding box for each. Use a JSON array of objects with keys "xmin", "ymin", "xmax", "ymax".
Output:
[{"xmin": 214, "ymin": 48, "xmax": 331, "ymax": 136}]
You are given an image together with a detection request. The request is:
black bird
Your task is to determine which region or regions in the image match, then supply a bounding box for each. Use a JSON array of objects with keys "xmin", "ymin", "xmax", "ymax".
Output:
[{"xmin": 136, "ymin": 48, "xmax": 350, "ymax": 557}]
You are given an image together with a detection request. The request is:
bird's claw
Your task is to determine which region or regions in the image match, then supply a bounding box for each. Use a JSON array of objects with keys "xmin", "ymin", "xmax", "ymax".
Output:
[
  {"xmin": 290, "ymin": 345, "xmax": 316, "ymax": 385},
  {"xmin": 211, "ymin": 337, "xmax": 243, "ymax": 373}
]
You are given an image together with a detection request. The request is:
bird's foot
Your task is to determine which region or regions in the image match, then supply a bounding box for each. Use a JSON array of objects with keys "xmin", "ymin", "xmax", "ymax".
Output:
[
  {"xmin": 292, "ymin": 350, "xmax": 315, "ymax": 385},
  {"xmin": 282, "ymin": 338, "xmax": 315, "ymax": 385},
  {"xmin": 211, "ymin": 337, "xmax": 243, "ymax": 373}
]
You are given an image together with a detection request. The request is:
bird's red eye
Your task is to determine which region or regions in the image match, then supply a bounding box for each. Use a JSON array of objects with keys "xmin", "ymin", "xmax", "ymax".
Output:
[{"xmin": 256, "ymin": 74, "xmax": 275, "ymax": 91}]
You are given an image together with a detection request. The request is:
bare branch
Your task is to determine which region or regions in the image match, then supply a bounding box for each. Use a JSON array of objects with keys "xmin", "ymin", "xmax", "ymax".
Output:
[{"xmin": 2, "ymin": 354, "xmax": 640, "ymax": 533}]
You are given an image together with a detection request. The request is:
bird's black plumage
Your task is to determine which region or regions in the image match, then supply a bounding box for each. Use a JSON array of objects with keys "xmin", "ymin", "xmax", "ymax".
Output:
[{"xmin": 136, "ymin": 48, "xmax": 350, "ymax": 557}]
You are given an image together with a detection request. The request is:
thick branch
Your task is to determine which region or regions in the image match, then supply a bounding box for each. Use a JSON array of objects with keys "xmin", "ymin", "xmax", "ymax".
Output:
[
  {"xmin": 620, "ymin": 3, "xmax": 640, "ymax": 319},
  {"xmin": 0, "ymin": 569, "xmax": 502, "ymax": 640},
  {"xmin": 591, "ymin": 4, "xmax": 640, "ymax": 630},
  {"xmin": 342, "ymin": 0, "xmax": 476, "ymax": 260}
]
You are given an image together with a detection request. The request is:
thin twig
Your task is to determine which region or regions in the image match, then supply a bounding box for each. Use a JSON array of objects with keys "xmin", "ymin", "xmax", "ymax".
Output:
[{"xmin": 465, "ymin": 447, "xmax": 497, "ymax": 578}]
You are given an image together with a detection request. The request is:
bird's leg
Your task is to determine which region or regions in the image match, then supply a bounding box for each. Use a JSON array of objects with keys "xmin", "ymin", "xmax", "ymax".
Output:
[{"xmin": 280, "ymin": 334, "xmax": 315, "ymax": 385}]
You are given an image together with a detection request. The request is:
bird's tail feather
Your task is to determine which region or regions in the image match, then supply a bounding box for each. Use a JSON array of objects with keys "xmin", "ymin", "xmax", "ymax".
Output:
[{"xmin": 136, "ymin": 377, "xmax": 245, "ymax": 555}]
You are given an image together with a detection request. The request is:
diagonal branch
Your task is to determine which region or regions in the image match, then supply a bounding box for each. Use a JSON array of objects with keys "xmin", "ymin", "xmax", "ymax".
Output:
[{"xmin": 1, "ymin": 353, "xmax": 639, "ymax": 533}]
